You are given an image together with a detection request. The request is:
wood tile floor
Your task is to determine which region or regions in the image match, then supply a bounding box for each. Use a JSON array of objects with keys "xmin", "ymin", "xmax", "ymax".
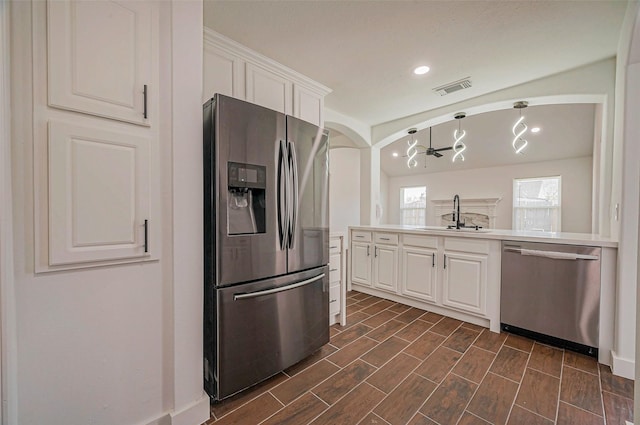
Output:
[{"xmin": 206, "ymin": 291, "xmax": 634, "ymax": 425}]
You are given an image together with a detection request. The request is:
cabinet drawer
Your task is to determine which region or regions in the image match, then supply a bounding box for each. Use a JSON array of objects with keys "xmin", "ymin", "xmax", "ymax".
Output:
[
  {"xmin": 374, "ymin": 232, "xmax": 398, "ymax": 245},
  {"xmin": 444, "ymin": 237, "xmax": 490, "ymax": 254},
  {"xmin": 329, "ymin": 237, "xmax": 342, "ymax": 254},
  {"xmin": 329, "ymin": 284, "xmax": 341, "ymax": 315},
  {"xmin": 329, "ymin": 253, "xmax": 341, "ymax": 283},
  {"xmin": 352, "ymin": 230, "xmax": 372, "ymax": 243},
  {"xmin": 403, "ymin": 234, "xmax": 438, "ymax": 249}
]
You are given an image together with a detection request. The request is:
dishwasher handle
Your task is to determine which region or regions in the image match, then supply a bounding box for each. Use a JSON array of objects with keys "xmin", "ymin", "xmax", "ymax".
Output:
[{"xmin": 503, "ymin": 246, "xmax": 599, "ymax": 261}]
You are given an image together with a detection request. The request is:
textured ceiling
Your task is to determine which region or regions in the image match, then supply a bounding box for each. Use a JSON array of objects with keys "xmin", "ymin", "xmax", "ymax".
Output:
[{"xmin": 204, "ymin": 1, "xmax": 627, "ymax": 126}]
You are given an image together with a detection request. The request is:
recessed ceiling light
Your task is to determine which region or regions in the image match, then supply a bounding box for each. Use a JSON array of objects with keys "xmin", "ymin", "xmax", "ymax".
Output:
[
  {"xmin": 413, "ymin": 66, "xmax": 430, "ymax": 75},
  {"xmin": 392, "ymin": 152, "xmax": 399, "ymax": 157},
  {"xmin": 531, "ymin": 127, "xmax": 541, "ymax": 133}
]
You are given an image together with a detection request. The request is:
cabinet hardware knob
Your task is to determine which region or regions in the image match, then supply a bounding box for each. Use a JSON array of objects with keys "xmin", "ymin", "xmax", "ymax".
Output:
[
  {"xmin": 144, "ymin": 219, "xmax": 149, "ymax": 253},
  {"xmin": 143, "ymin": 84, "xmax": 148, "ymax": 119},
  {"xmin": 432, "ymin": 253, "xmax": 435, "ymax": 268},
  {"xmin": 443, "ymin": 254, "xmax": 447, "ymax": 269}
]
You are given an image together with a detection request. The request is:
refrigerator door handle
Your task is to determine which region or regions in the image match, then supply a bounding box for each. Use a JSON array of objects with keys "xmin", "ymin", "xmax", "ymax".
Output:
[
  {"xmin": 287, "ymin": 140, "xmax": 298, "ymax": 249},
  {"xmin": 233, "ymin": 273, "xmax": 326, "ymax": 300},
  {"xmin": 277, "ymin": 140, "xmax": 288, "ymax": 250}
]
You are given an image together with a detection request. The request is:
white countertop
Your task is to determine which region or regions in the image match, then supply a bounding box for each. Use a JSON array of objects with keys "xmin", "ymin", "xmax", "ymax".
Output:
[{"xmin": 348, "ymin": 224, "xmax": 618, "ymax": 248}]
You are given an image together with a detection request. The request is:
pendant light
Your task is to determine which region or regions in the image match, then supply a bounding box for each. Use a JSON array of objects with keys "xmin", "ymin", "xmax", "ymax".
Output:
[
  {"xmin": 512, "ymin": 101, "xmax": 529, "ymax": 154},
  {"xmin": 452, "ymin": 112, "xmax": 467, "ymax": 162},
  {"xmin": 406, "ymin": 128, "xmax": 418, "ymax": 168}
]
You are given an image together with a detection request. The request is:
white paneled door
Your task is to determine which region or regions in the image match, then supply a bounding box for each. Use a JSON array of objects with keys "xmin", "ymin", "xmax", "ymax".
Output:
[
  {"xmin": 48, "ymin": 121, "xmax": 150, "ymax": 265},
  {"xmin": 47, "ymin": 0, "xmax": 153, "ymax": 126}
]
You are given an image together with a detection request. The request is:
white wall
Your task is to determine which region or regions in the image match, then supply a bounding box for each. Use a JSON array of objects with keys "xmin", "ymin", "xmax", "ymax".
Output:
[
  {"xmin": 8, "ymin": 2, "xmax": 207, "ymax": 424},
  {"xmin": 385, "ymin": 157, "xmax": 593, "ymax": 233},
  {"xmin": 329, "ymin": 147, "xmax": 361, "ymax": 233}
]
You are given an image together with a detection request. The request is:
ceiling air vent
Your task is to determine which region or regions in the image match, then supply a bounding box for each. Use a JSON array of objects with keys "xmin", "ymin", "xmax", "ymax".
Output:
[{"xmin": 433, "ymin": 77, "xmax": 472, "ymax": 96}]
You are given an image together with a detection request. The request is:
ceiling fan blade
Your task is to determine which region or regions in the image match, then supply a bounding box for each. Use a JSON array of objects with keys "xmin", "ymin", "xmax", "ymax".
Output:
[
  {"xmin": 434, "ymin": 146, "xmax": 454, "ymax": 152},
  {"xmin": 433, "ymin": 152, "xmax": 443, "ymax": 158}
]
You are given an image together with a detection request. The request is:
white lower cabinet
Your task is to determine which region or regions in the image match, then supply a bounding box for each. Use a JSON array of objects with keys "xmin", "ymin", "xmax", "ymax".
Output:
[
  {"xmin": 329, "ymin": 235, "xmax": 346, "ymax": 326},
  {"xmin": 401, "ymin": 246, "xmax": 437, "ymax": 303},
  {"xmin": 350, "ymin": 229, "xmax": 497, "ymax": 326},
  {"xmin": 442, "ymin": 250, "xmax": 487, "ymax": 315}
]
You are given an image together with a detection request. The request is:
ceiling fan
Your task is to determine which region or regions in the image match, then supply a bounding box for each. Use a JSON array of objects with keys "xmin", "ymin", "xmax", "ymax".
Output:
[{"xmin": 406, "ymin": 127, "xmax": 452, "ymax": 167}]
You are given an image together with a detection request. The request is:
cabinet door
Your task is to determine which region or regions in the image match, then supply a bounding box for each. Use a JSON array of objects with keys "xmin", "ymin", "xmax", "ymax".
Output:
[
  {"xmin": 401, "ymin": 246, "xmax": 437, "ymax": 303},
  {"xmin": 48, "ymin": 121, "xmax": 150, "ymax": 265},
  {"xmin": 373, "ymin": 245, "xmax": 398, "ymax": 293},
  {"xmin": 47, "ymin": 0, "xmax": 155, "ymax": 126},
  {"xmin": 203, "ymin": 42, "xmax": 244, "ymax": 102},
  {"xmin": 246, "ymin": 63, "xmax": 292, "ymax": 115},
  {"xmin": 350, "ymin": 242, "xmax": 372, "ymax": 286},
  {"xmin": 442, "ymin": 251, "xmax": 487, "ymax": 315},
  {"xmin": 294, "ymin": 85, "xmax": 323, "ymax": 126}
]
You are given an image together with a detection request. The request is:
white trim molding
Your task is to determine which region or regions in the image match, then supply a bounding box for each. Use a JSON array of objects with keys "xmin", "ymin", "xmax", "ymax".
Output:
[{"xmin": 611, "ymin": 350, "xmax": 635, "ymax": 380}]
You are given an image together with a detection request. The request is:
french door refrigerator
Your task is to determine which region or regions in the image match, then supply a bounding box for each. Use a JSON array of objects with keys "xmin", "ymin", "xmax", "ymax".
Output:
[{"xmin": 203, "ymin": 94, "xmax": 330, "ymax": 401}]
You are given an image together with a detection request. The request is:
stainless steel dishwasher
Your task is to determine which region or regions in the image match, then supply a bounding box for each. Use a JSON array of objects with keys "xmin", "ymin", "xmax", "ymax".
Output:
[{"xmin": 501, "ymin": 241, "xmax": 601, "ymax": 356}]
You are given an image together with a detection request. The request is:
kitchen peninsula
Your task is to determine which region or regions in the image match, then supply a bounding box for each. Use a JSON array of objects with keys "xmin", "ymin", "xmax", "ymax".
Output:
[{"xmin": 348, "ymin": 225, "xmax": 618, "ymax": 365}]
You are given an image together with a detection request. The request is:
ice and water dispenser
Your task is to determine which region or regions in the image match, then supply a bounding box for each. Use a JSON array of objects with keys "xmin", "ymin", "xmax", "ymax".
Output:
[{"xmin": 227, "ymin": 162, "xmax": 266, "ymax": 235}]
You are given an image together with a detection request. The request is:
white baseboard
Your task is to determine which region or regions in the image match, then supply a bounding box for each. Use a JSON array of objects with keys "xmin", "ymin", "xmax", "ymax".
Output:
[
  {"xmin": 169, "ymin": 394, "xmax": 211, "ymax": 425},
  {"xmin": 611, "ymin": 350, "xmax": 635, "ymax": 380}
]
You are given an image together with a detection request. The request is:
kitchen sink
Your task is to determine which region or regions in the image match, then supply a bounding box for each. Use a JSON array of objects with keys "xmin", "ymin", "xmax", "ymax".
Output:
[{"xmin": 411, "ymin": 225, "xmax": 492, "ymax": 233}]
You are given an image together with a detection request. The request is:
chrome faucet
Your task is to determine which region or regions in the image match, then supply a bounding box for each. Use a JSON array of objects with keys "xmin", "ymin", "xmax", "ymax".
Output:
[{"xmin": 452, "ymin": 194, "xmax": 462, "ymax": 229}]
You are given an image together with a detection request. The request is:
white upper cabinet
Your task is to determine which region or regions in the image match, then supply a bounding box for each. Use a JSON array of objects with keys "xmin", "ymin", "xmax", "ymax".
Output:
[
  {"xmin": 47, "ymin": 0, "xmax": 155, "ymax": 126},
  {"xmin": 245, "ymin": 63, "xmax": 293, "ymax": 115},
  {"xmin": 203, "ymin": 29, "xmax": 330, "ymax": 126},
  {"xmin": 48, "ymin": 121, "xmax": 150, "ymax": 265}
]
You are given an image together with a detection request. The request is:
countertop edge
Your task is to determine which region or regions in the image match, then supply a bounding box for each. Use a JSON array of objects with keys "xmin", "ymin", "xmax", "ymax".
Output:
[{"xmin": 347, "ymin": 225, "xmax": 618, "ymax": 248}]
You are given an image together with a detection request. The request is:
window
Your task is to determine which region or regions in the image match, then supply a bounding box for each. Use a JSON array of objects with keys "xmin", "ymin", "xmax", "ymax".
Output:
[
  {"xmin": 400, "ymin": 186, "xmax": 426, "ymax": 226},
  {"xmin": 513, "ymin": 176, "xmax": 561, "ymax": 231}
]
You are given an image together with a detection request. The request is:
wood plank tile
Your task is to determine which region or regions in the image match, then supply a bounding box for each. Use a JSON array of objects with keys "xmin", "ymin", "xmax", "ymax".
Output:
[
  {"xmin": 310, "ymin": 382, "xmax": 385, "ymax": 425},
  {"xmin": 599, "ymin": 363, "xmax": 634, "ymax": 399},
  {"xmin": 327, "ymin": 336, "xmax": 378, "ymax": 367},
  {"xmin": 285, "ymin": 344, "xmax": 337, "ymax": 376},
  {"xmin": 419, "ymin": 374, "xmax": 477, "ymax": 425},
  {"xmin": 430, "ymin": 317, "xmax": 463, "ymax": 337},
  {"xmin": 460, "ymin": 322, "xmax": 485, "ymax": 332},
  {"xmin": 528, "ymin": 343, "xmax": 563, "ymax": 377},
  {"xmin": 350, "ymin": 292, "xmax": 371, "ymax": 301},
  {"xmin": 358, "ymin": 412, "xmax": 391, "ymax": 425},
  {"xmin": 563, "ymin": 351, "xmax": 599, "ymax": 375},
  {"xmin": 260, "ymin": 393, "xmax": 328, "ymax": 425},
  {"xmin": 515, "ymin": 368, "xmax": 560, "ymax": 420},
  {"xmin": 367, "ymin": 352, "xmax": 421, "ymax": 394},
  {"xmin": 355, "ymin": 295, "xmax": 384, "ymax": 307},
  {"xmin": 336, "ymin": 311, "xmax": 371, "ymax": 330},
  {"xmin": 210, "ymin": 372, "xmax": 288, "ymax": 419},
  {"xmin": 362, "ymin": 299, "xmax": 395, "ymax": 315},
  {"xmin": 414, "ymin": 346, "xmax": 462, "ymax": 384},
  {"xmin": 602, "ymin": 391, "xmax": 633, "ymax": 425},
  {"xmin": 560, "ymin": 366, "xmax": 603, "ymax": 416},
  {"xmin": 472, "ymin": 329, "xmax": 507, "ymax": 352},
  {"xmin": 395, "ymin": 307, "xmax": 427, "ymax": 323},
  {"xmin": 442, "ymin": 326, "xmax": 480, "ymax": 353},
  {"xmin": 503, "ymin": 334, "xmax": 534, "ymax": 353},
  {"xmin": 367, "ymin": 319, "xmax": 407, "ymax": 342},
  {"xmin": 312, "ymin": 359, "xmax": 376, "ymax": 405},
  {"xmin": 361, "ymin": 309, "xmax": 398, "ymax": 328},
  {"xmin": 330, "ymin": 323, "xmax": 373, "ymax": 348},
  {"xmin": 213, "ymin": 392, "xmax": 283, "ymax": 425},
  {"xmin": 458, "ymin": 412, "xmax": 494, "ymax": 425},
  {"xmin": 452, "ymin": 346, "xmax": 496, "ymax": 384},
  {"xmin": 507, "ymin": 405, "xmax": 553, "ymax": 425},
  {"xmin": 374, "ymin": 373, "xmax": 437, "ymax": 425},
  {"xmin": 419, "ymin": 311, "xmax": 444, "ymax": 323},
  {"xmin": 394, "ymin": 319, "xmax": 433, "ymax": 342},
  {"xmin": 467, "ymin": 372, "xmax": 519, "ymax": 425},
  {"xmin": 361, "ymin": 336, "xmax": 409, "ymax": 367},
  {"xmin": 489, "ymin": 346, "xmax": 529, "ymax": 383},
  {"xmin": 556, "ymin": 401, "xmax": 605, "ymax": 425},
  {"xmin": 407, "ymin": 413, "xmax": 439, "ymax": 425},
  {"xmin": 389, "ymin": 303, "xmax": 412, "ymax": 314},
  {"xmin": 271, "ymin": 360, "xmax": 339, "ymax": 405},
  {"xmin": 404, "ymin": 331, "xmax": 446, "ymax": 360},
  {"xmin": 346, "ymin": 303, "xmax": 367, "ymax": 315},
  {"xmin": 330, "ymin": 327, "xmax": 341, "ymax": 338}
]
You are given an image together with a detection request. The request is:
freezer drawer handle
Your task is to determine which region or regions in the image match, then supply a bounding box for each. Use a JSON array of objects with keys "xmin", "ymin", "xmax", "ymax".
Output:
[
  {"xmin": 233, "ymin": 273, "xmax": 326, "ymax": 300},
  {"xmin": 504, "ymin": 247, "xmax": 598, "ymax": 260}
]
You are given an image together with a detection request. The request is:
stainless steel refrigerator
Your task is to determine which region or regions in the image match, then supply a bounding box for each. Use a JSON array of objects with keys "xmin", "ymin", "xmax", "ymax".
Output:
[{"xmin": 203, "ymin": 94, "xmax": 330, "ymax": 401}]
